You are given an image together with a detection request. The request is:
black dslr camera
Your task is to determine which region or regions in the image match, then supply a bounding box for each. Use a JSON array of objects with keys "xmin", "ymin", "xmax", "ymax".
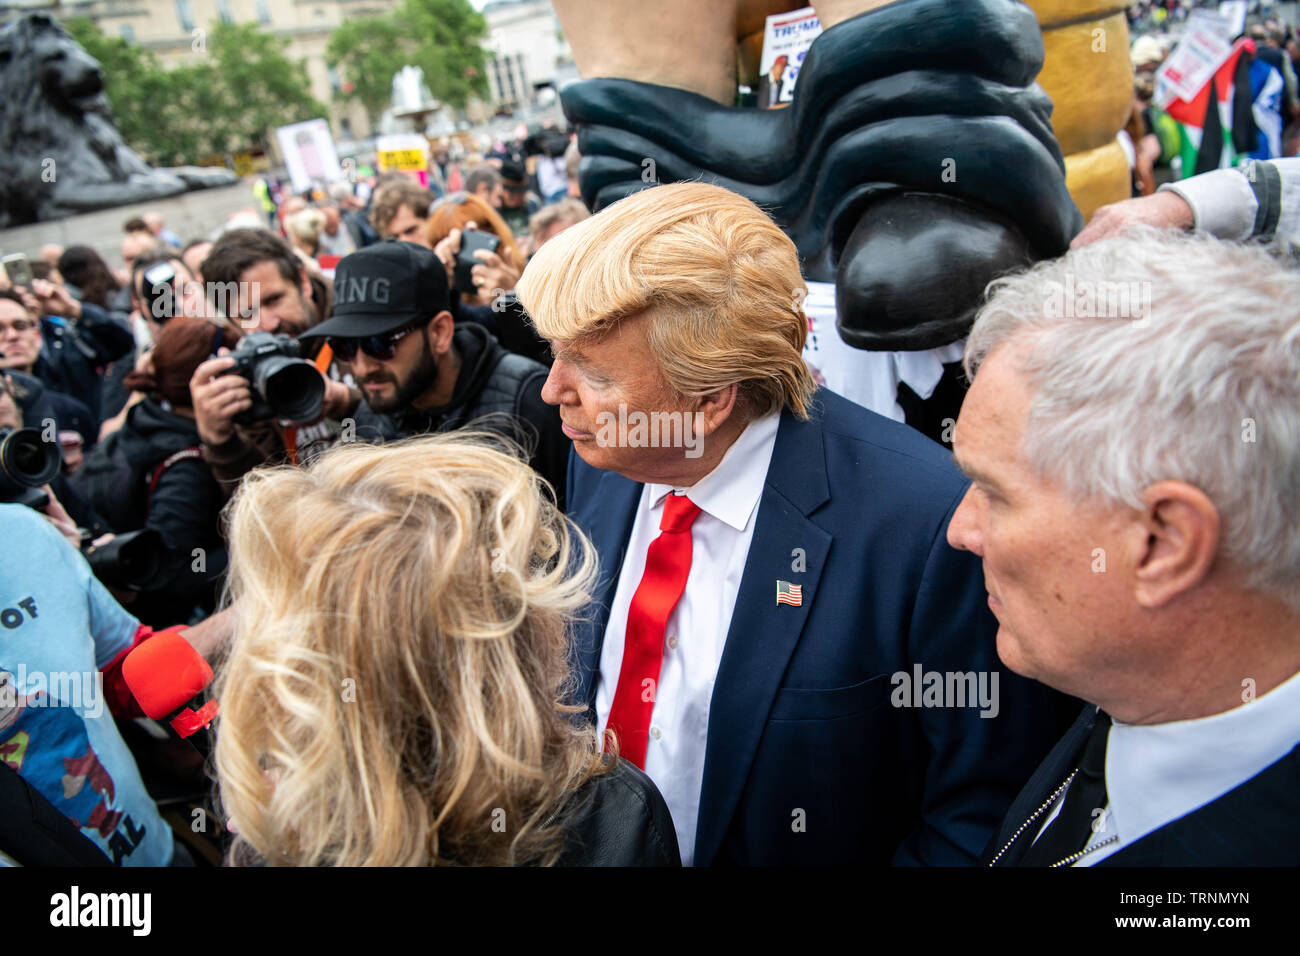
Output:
[
  {"xmin": 0, "ymin": 425, "xmax": 61, "ymax": 509},
  {"xmin": 224, "ymin": 332, "xmax": 325, "ymax": 425},
  {"xmin": 82, "ymin": 529, "xmax": 165, "ymax": 592},
  {"xmin": 1, "ymin": 428, "xmax": 165, "ymax": 590}
]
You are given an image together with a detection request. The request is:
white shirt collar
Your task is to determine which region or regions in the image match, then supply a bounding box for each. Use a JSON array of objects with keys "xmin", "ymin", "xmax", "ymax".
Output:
[
  {"xmin": 646, "ymin": 412, "xmax": 781, "ymax": 532},
  {"xmin": 1105, "ymin": 666, "xmax": 1300, "ymax": 849}
]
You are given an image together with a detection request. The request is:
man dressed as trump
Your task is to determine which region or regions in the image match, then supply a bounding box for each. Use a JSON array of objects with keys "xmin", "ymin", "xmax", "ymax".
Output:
[{"xmin": 516, "ymin": 182, "xmax": 1066, "ymax": 866}]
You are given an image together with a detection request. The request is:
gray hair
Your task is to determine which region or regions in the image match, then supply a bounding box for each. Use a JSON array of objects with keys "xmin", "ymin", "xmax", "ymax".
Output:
[{"xmin": 966, "ymin": 228, "xmax": 1300, "ymax": 609}]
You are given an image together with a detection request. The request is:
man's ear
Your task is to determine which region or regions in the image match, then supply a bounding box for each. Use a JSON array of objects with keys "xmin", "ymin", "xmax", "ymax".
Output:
[
  {"xmin": 428, "ymin": 310, "xmax": 455, "ymax": 354},
  {"xmin": 1133, "ymin": 480, "xmax": 1221, "ymax": 608},
  {"xmin": 692, "ymin": 382, "xmax": 739, "ymax": 438},
  {"xmin": 299, "ymin": 266, "xmax": 312, "ymax": 301}
]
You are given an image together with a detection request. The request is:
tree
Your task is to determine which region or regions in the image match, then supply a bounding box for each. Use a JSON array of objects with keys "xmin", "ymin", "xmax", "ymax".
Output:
[
  {"xmin": 61, "ymin": 18, "xmax": 327, "ymax": 166},
  {"xmin": 201, "ymin": 22, "xmax": 328, "ymax": 156},
  {"xmin": 325, "ymin": 0, "xmax": 489, "ymax": 123},
  {"xmin": 326, "ymin": 17, "xmax": 410, "ymax": 127},
  {"xmin": 399, "ymin": 0, "xmax": 491, "ymax": 110}
]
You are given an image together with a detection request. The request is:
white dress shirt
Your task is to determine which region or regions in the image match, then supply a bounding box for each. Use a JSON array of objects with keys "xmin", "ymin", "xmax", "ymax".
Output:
[
  {"xmin": 594, "ymin": 412, "xmax": 781, "ymax": 865},
  {"xmin": 1030, "ymin": 667, "xmax": 1300, "ymax": 865}
]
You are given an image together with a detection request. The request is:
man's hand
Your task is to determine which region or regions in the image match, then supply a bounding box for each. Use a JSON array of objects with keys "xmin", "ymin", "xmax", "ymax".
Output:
[
  {"xmin": 41, "ymin": 485, "xmax": 83, "ymax": 550},
  {"xmin": 432, "ymin": 226, "xmax": 464, "ymax": 280},
  {"xmin": 99, "ymin": 390, "xmax": 145, "ymax": 442},
  {"xmin": 471, "ymin": 248, "xmax": 520, "ymax": 305},
  {"xmin": 190, "ymin": 353, "xmax": 250, "ymax": 446},
  {"xmin": 1071, "ymin": 190, "xmax": 1194, "ymax": 248},
  {"xmin": 321, "ymin": 376, "xmax": 359, "ymax": 420},
  {"xmin": 30, "ymin": 278, "xmax": 82, "ymax": 320},
  {"xmin": 181, "ymin": 604, "xmax": 235, "ymax": 664}
]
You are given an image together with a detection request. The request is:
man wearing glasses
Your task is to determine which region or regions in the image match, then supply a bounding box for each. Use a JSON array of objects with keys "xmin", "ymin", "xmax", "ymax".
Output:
[
  {"xmin": 300, "ymin": 242, "xmax": 568, "ymax": 506},
  {"xmin": 0, "ymin": 290, "xmax": 96, "ymax": 454}
]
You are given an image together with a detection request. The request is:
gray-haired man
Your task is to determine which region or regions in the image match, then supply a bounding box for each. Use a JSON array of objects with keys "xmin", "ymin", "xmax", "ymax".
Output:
[{"xmin": 949, "ymin": 230, "xmax": 1300, "ymax": 866}]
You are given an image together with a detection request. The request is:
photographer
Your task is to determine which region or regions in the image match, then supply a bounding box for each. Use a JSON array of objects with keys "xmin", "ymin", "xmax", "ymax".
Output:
[
  {"xmin": 4, "ymin": 275, "xmax": 134, "ymax": 427},
  {"xmin": 0, "ymin": 292, "xmax": 98, "ymax": 448},
  {"xmin": 100, "ymin": 250, "xmax": 209, "ymax": 431},
  {"xmin": 301, "ymin": 243, "xmax": 568, "ymax": 507},
  {"xmin": 428, "ymin": 196, "xmax": 550, "ymax": 366},
  {"xmin": 72, "ymin": 318, "xmax": 237, "ymax": 627},
  {"xmin": 187, "ymin": 229, "xmax": 359, "ymax": 496},
  {"xmin": 1, "ymin": 371, "xmax": 103, "ymax": 537}
]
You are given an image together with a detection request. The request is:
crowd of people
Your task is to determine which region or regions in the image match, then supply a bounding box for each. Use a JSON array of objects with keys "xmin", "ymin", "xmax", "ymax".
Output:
[
  {"xmin": 1122, "ymin": 8, "xmax": 1300, "ymax": 196},
  {"xmin": 0, "ymin": 110, "xmax": 1297, "ymax": 869}
]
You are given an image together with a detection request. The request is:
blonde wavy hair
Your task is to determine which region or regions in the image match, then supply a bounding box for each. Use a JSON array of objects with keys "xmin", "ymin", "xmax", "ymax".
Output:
[
  {"xmin": 515, "ymin": 181, "xmax": 817, "ymax": 419},
  {"xmin": 214, "ymin": 434, "xmax": 605, "ymax": 866}
]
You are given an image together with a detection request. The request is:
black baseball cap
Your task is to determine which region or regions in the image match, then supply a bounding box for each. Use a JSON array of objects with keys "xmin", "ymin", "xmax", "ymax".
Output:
[
  {"xmin": 300, "ymin": 241, "xmax": 449, "ymax": 339},
  {"xmin": 500, "ymin": 160, "xmax": 528, "ymax": 191}
]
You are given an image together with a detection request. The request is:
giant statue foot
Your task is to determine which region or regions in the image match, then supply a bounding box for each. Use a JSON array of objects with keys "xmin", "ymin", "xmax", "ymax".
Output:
[{"xmin": 560, "ymin": 0, "xmax": 1082, "ymax": 351}]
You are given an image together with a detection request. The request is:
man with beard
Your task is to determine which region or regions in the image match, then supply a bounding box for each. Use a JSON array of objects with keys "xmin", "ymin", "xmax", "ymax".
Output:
[
  {"xmin": 299, "ymin": 242, "xmax": 568, "ymax": 506},
  {"xmin": 188, "ymin": 229, "xmax": 360, "ymax": 495}
]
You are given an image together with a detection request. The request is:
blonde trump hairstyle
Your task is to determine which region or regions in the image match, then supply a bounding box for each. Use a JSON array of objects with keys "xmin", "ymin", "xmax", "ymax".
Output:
[
  {"xmin": 515, "ymin": 181, "xmax": 817, "ymax": 419},
  {"xmin": 215, "ymin": 434, "xmax": 605, "ymax": 866}
]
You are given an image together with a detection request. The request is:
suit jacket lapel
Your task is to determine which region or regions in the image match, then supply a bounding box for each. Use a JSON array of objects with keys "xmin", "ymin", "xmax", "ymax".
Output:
[
  {"xmin": 693, "ymin": 402, "xmax": 832, "ymax": 866},
  {"xmin": 573, "ymin": 467, "xmax": 643, "ymax": 710},
  {"xmin": 983, "ymin": 703, "xmax": 1096, "ymax": 865}
]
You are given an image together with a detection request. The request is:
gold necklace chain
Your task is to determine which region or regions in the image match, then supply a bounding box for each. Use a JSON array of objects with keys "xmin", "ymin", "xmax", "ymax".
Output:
[
  {"xmin": 987, "ymin": 768, "xmax": 1119, "ymax": 868},
  {"xmin": 1049, "ymin": 832, "xmax": 1119, "ymax": 868}
]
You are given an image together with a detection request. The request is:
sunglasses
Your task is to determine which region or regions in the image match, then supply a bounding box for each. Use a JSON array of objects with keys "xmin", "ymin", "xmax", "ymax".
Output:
[{"xmin": 328, "ymin": 318, "xmax": 430, "ymax": 362}]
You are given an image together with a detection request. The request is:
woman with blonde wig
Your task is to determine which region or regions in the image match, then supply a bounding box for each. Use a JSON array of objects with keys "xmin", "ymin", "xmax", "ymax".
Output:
[{"xmin": 214, "ymin": 434, "xmax": 679, "ymax": 866}]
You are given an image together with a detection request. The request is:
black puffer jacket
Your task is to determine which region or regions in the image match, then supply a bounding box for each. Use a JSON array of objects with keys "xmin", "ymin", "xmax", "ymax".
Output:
[
  {"xmin": 354, "ymin": 323, "xmax": 568, "ymax": 508},
  {"xmin": 72, "ymin": 399, "xmax": 226, "ymax": 625},
  {"xmin": 452, "ymin": 291, "xmax": 551, "ymax": 367}
]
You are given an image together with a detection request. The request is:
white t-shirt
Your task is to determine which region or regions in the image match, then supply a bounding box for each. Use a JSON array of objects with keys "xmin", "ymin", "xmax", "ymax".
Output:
[{"xmin": 0, "ymin": 504, "xmax": 172, "ymax": 865}]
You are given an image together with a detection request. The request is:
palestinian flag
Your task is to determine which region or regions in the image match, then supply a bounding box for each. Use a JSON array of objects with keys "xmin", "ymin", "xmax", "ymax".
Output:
[{"xmin": 1165, "ymin": 38, "xmax": 1284, "ymax": 177}]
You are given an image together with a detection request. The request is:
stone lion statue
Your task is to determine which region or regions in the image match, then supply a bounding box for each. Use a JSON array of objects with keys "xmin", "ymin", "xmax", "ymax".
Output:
[{"xmin": 0, "ymin": 13, "xmax": 236, "ymax": 228}]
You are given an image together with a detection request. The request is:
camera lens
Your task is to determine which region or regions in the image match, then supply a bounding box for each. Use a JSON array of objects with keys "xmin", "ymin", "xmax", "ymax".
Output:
[
  {"xmin": 0, "ymin": 427, "xmax": 61, "ymax": 488},
  {"xmin": 85, "ymin": 529, "xmax": 164, "ymax": 591},
  {"xmin": 256, "ymin": 358, "xmax": 326, "ymax": 424}
]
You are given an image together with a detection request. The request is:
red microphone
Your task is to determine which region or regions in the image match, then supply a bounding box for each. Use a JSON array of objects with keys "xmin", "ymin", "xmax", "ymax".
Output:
[{"xmin": 121, "ymin": 629, "xmax": 218, "ymax": 739}]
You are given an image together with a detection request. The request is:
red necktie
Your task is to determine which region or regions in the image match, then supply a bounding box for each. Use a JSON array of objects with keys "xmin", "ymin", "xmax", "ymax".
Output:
[{"xmin": 605, "ymin": 492, "xmax": 702, "ymax": 769}]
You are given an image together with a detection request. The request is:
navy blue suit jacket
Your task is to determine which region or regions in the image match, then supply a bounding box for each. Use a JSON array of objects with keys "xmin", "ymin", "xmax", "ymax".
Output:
[
  {"xmin": 985, "ymin": 704, "xmax": 1300, "ymax": 866},
  {"xmin": 566, "ymin": 388, "xmax": 1067, "ymax": 866}
]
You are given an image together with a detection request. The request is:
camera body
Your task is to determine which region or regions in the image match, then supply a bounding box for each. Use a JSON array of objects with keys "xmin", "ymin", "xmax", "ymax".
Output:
[
  {"xmin": 140, "ymin": 261, "xmax": 181, "ymax": 324},
  {"xmin": 82, "ymin": 528, "xmax": 164, "ymax": 592},
  {"xmin": 454, "ymin": 230, "xmax": 501, "ymax": 298},
  {"xmin": 224, "ymin": 332, "xmax": 325, "ymax": 425}
]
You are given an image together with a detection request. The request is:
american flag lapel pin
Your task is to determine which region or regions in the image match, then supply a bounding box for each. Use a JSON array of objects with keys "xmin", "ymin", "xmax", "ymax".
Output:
[{"xmin": 776, "ymin": 580, "xmax": 803, "ymax": 607}]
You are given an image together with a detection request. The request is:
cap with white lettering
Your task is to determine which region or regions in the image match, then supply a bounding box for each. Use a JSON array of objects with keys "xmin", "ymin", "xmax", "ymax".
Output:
[{"xmin": 299, "ymin": 240, "xmax": 449, "ymax": 339}]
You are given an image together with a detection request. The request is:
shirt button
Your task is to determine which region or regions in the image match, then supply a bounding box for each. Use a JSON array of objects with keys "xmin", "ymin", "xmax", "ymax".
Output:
[
  {"xmin": 667, "ymin": 634, "xmax": 678, "ymax": 650},
  {"xmin": 650, "ymin": 726, "xmax": 662, "ymax": 740}
]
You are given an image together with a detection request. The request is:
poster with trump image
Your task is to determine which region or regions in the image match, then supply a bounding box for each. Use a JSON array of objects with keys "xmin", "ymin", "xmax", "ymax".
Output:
[{"xmin": 757, "ymin": 7, "xmax": 823, "ymax": 108}]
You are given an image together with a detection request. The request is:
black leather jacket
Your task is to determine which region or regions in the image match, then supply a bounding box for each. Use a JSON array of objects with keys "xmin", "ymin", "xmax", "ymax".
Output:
[{"xmin": 558, "ymin": 759, "xmax": 681, "ymax": 866}]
